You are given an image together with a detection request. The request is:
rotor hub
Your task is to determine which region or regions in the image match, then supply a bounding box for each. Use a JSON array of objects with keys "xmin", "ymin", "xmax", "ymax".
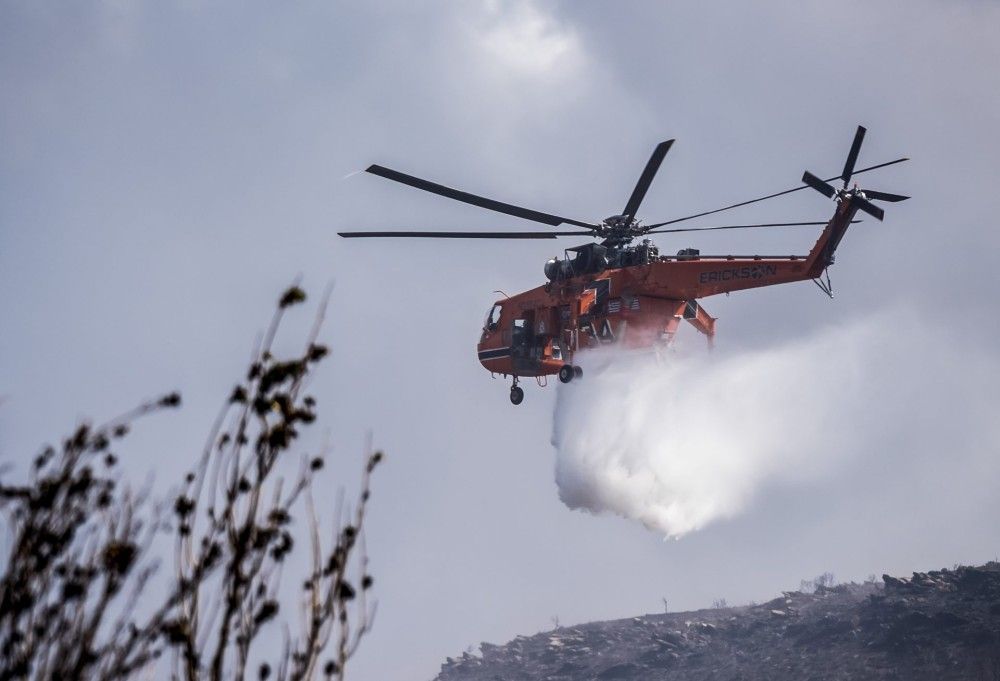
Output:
[{"xmin": 600, "ymin": 215, "xmax": 643, "ymax": 244}]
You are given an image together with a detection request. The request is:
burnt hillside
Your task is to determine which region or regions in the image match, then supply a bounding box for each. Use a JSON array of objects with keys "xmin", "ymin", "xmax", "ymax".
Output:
[{"xmin": 437, "ymin": 563, "xmax": 1000, "ymax": 681}]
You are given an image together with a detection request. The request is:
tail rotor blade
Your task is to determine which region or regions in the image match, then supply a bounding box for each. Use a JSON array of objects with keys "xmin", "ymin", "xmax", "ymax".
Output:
[
  {"xmin": 802, "ymin": 171, "xmax": 837, "ymax": 198},
  {"xmin": 862, "ymin": 189, "xmax": 909, "ymax": 203},
  {"xmin": 841, "ymin": 125, "xmax": 866, "ymax": 187},
  {"xmin": 851, "ymin": 194, "xmax": 884, "ymax": 221},
  {"xmin": 623, "ymin": 140, "xmax": 674, "ymax": 221}
]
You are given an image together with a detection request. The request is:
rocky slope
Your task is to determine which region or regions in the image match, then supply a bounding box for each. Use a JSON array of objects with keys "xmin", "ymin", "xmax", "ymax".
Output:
[{"xmin": 436, "ymin": 563, "xmax": 1000, "ymax": 680}]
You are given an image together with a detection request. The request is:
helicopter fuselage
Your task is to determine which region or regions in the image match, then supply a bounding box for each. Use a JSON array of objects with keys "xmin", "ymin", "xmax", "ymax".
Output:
[
  {"xmin": 339, "ymin": 125, "xmax": 906, "ymax": 404},
  {"xmin": 476, "ymin": 199, "xmax": 853, "ymax": 380}
]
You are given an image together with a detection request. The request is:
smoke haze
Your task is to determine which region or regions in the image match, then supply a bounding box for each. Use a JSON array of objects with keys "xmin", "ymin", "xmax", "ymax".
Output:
[{"xmin": 552, "ymin": 308, "xmax": 999, "ymax": 538}]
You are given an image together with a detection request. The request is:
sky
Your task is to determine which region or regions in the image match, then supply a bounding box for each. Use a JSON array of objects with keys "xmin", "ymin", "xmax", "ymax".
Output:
[{"xmin": 2, "ymin": 1, "xmax": 1000, "ymax": 679}]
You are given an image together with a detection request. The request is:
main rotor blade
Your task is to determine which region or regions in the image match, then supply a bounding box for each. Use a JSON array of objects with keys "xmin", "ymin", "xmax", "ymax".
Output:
[
  {"xmin": 366, "ymin": 165, "xmax": 597, "ymax": 229},
  {"xmin": 802, "ymin": 171, "xmax": 837, "ymax": 198},
  {"xmin": 622, "ymin": 139, "xmax": 674, "ymax": 221},
  {"xmin": 850, "ymin": 194, "xmax": 884, "ymax": 221},
  {"xmin": 338, "ymin": 230, "xmax": 593, "ymax": 239},
  {"xmin": 645, "ymin": 220, "xmax": 860, "ymax": 235},
  {"xmin": 849, "ymin": 157, "xmax": 909, "ymax": 175},
  {"xmin": 842, "ymin": 125, "xmax": 866, "ymax": 187},
  {"xmin": 861, "ymin": 189, "xmax": 909, "ymax": 203},
  {"xmin": 642, "ymin": 157, "xmax": 908, "ymax": 229}
]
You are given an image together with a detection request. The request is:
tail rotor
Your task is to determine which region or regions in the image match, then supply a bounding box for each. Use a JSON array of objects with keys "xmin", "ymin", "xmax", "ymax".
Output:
[{"xmin": 801, "ymin": 125, "xmax": 909, "ymax": 221}]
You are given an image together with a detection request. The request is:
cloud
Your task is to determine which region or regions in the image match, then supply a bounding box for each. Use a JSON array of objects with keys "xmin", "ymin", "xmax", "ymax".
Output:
[{"xmin": 474, "ymin": 0, "xmax": 584, "ymax": 77}]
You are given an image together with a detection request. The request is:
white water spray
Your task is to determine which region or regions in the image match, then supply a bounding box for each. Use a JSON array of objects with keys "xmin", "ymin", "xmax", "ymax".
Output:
[{"xmin": 551, "ymin": 308, "xmax": 998, "ymax": 538}]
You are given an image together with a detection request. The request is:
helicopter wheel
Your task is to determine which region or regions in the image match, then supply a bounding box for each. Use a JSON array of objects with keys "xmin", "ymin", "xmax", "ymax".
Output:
[
  {"xmin": 558, "ymin": 365, "xmax": 574, "ymax": 383},
  {"xmin": 509, "ymin": 385, "xmax": 524, "ymax": 405},
  {"xmin": 573, "ymin": 365, "xmax": 583, "ymax": 380}
]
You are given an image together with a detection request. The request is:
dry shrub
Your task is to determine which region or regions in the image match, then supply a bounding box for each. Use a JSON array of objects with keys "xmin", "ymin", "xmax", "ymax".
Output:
[{"xmin": 0, "ymin": 286, "xmax": 379, "ymax": 680}]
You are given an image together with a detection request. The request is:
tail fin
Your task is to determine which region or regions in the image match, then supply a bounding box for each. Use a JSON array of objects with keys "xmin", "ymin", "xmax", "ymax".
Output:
[{"xmin": 801, "ymin": 126, "xmax": 909, "ymax": 277}]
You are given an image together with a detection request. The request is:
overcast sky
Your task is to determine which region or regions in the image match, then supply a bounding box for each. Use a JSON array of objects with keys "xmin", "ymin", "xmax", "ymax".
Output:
[{"xmin": 2, "ymin": 2, "xmax": 1000, "ymax": 679}]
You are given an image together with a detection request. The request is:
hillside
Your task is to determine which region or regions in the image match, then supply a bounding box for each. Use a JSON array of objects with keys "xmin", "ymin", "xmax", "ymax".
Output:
[{"xmin": 436, "ymin": 563, "xmax": 1000, "ymax": 680}]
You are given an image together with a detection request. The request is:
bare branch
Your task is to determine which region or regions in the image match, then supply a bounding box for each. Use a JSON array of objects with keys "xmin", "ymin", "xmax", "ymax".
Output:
[{"xmin": 0, "ymin": 285, "xmax": 380, "ymax": 681}]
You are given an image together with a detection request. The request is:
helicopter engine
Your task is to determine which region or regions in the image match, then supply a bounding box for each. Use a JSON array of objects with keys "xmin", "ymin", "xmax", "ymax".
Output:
[
  {"xmin": 544, "ymin": 243, "xmax": 609, "ymax": 282},
  {"xmin": 543, "ymin": 258, "xmax": 570, "ymax": 281}
]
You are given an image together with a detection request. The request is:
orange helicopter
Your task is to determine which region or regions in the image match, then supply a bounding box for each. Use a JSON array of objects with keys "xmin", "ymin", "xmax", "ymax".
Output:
[{"xmin": 341, "ymin": 126, "xmax": 908, "ymax": 404}]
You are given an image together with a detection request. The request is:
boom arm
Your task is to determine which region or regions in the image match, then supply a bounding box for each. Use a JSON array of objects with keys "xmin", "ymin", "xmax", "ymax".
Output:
[{"xmin": 630, "ymin": 199, "xmax": 860, "ymax": 300}]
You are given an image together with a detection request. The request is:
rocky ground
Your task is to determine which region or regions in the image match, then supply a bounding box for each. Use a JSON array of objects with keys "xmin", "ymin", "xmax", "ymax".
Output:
[{"xmin": 436, "ymin": 563, "xmax": 1000, "ymax": 680}]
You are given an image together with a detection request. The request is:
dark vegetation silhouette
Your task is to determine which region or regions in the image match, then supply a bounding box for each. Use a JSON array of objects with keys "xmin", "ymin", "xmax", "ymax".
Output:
[{"xmin": 0, "ymin": 286, "xmax": 380, "ymax": 680}]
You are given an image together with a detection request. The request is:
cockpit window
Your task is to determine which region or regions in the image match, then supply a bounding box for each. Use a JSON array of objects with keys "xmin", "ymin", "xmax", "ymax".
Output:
[{"xmin": 484, "ymin": 303, "xmax": 503, "ymax": 331}]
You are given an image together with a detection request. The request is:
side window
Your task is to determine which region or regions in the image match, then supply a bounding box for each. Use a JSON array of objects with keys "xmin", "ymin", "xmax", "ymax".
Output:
[
  {"xmin": 484, "ymin": 303, "xmax": 503, "ymax": 331},
  {"xmin": 512, "ymin": 319, "xmax": 527, "ymax": 345}
]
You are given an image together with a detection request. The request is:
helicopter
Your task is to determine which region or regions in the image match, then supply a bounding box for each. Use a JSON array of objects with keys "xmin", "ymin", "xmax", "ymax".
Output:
[{"xmin": 340, "ymin": 126, "xmax": 908, "ymax": 405}]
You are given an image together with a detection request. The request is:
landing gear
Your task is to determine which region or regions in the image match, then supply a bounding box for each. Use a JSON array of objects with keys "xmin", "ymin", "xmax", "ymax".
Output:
[
  {"xmin": 559, "ymin": 364, "xmax": 583, "ymax": 383},
  {"xmin": 510, "ymin": 377, "xmax": 524, "ymax": 405}
]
